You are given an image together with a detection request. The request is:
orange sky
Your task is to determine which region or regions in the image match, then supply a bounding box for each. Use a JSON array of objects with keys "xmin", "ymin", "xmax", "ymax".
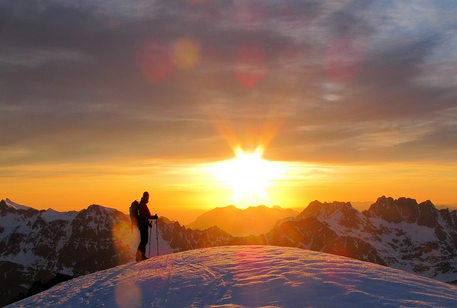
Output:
[
  {"xmin": 3, "ymin": 158, "xmax": 457, "ymax": 225},
  {"xmin": 2, "ymin": 1, "xmax": 457, "ymax": 225}
]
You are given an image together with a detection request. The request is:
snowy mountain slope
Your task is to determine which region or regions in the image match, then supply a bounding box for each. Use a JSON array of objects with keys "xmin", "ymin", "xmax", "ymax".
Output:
[
  {"xmin": 186, "ymin": 205, "xmax": 298, "ymax": 237},
  {"xmin": 0, "ymin": 201, "xmax": 136, "ymax": 307},
  {"xmin": 6, "ymin": 246, "xmax": 457, "ymax": 308},
  {"xmin": 244, "ymin": 197, "xmax": 457, "ymax": 285}
]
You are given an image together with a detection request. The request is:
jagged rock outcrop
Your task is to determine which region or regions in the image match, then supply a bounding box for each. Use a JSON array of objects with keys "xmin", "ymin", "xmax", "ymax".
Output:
[
  {"xmin": 364, "ymin": 196, "xmax": 441, "ymax": 228},
  {"xmin": 264, "ymin": 196, "xmax": 457, "ymax": 284}
]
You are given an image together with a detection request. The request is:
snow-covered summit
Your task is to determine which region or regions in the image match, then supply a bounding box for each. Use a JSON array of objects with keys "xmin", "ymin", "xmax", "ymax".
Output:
[
  {"xmin": 2, "ymin": 198, "xmax": 34, "ymax": 210},
  {"xmin": 0, "ymin": 199, "xmax": 78, "ymax": 222},
  {"xmin": 7, "ymin": 246, "xmax": 457, "ymax": 308}
]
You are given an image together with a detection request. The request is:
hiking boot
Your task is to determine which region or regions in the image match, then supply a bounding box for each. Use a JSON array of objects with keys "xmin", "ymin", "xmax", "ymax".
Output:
[{"xmin": 135, "ymin": 251, "xmax": 143, "ymax": 262}]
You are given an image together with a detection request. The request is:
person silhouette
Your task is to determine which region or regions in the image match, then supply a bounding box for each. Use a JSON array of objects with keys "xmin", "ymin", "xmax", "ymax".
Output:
[{"xmin": 136, "ymin": 191, "xmax": 157, "ymax": 261}]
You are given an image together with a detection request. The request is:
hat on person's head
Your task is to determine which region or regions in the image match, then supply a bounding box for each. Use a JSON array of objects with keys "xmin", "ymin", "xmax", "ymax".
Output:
[{"xmin": 143, "ymin": 191, "xmax": 149, "ymax": 198}]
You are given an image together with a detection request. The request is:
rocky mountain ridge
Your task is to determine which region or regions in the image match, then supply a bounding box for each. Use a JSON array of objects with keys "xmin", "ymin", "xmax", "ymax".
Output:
[
  {"xmin": 259, "ymin": 197, "xmax": 457, "ymax": 284},
  {"xmin": 0, "ymin": 200, "xmax": 133, "ymax": 306}
]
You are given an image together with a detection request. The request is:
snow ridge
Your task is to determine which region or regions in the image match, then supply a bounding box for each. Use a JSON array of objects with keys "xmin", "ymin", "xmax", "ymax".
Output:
[{"xmin": 7, "ymin": 246, "xmax": 457, "ymax": 308}]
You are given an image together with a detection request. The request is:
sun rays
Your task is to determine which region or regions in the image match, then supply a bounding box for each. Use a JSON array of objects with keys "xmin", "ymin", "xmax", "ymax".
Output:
[{"xmin": 211, "ymin": 147, "xmax": 285, "ymax": 202}]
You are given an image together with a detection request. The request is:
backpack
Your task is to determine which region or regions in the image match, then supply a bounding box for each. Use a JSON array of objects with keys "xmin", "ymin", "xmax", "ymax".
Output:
[{"xmin": 129, "ymin": 200, "xmax": 140, "ymax": 231}]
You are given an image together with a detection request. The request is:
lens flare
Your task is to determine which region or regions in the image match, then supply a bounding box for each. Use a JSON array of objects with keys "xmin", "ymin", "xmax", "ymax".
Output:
[
  {"xmin": 173, "ymin": 38, "xmax": 200, "ymax": 70},
  {"xmin": 233, "ymin": 44, "xmax": 267, "ymax": 87},
  {"xmin": 112, "ymin": 220, "xmax": 137, "ymax": 265},
  {"xmin": 234, "ymin": 246, "xmax": 269, "ymax": 302},
  {"xmin": 137, "ymin": 38, "xmax": 174, "ymax": 82},
  {"xmin": 115, "ymin": 282, "xmax": 141, "ymax": 308}
]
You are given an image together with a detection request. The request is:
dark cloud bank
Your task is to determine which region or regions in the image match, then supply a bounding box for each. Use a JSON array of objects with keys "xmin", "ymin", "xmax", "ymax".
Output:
[{"xmin": 1, "ymin": 0, "xmax": 457, "ymax": 167}]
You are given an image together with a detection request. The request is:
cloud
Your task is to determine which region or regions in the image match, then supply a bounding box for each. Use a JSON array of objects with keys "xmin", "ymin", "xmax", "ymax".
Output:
[{"xmin": 1, "ymin": 0, "xmax": 457, "ymax": 169}]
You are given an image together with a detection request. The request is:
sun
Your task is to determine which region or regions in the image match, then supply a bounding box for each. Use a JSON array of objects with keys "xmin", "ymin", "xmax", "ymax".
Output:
[{"xmin": 211, "ymin": 147, "xmax": 284, "ymax": 201}]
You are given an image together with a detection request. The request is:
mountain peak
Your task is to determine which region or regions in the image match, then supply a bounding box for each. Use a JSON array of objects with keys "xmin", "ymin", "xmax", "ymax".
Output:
[
  {"xmin": 296, "ymin": 200, "xmax": 353, "ymax": 220},
  {"xmin": 248, "ymin": 204, "xmax": 267, "ymax": 209},
  {"xmin": 87, "ymin": 204, "xmax": 104, "ymax": 211},
  {"xmin": 364, "ymin": 196, "xmax": 440, "ymax": 227},
  {"xmin": 2, "ymin": 198, "xmax": 34, "ymax": 211}
]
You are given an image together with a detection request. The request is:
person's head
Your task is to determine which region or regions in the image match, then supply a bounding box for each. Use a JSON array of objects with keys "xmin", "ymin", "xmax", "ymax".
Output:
[{"xmin": 142, "ymin": 191, "xmax": 149, "ymax": 202}]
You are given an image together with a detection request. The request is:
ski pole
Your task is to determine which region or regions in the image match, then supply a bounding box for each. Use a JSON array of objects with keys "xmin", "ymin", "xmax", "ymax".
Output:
[
  {"xmin": 156, "ymin": 219, "xmax": 159, "ymax": 256},
  {"xmin": 148, "ymin": 221, "xmax": 152, "ymax": 258}
]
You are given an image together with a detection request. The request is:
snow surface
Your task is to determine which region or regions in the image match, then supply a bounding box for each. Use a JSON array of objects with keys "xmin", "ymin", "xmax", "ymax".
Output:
[{"xmin": 7, "ymin": 246, "xmax": 457, "ymax": 308}]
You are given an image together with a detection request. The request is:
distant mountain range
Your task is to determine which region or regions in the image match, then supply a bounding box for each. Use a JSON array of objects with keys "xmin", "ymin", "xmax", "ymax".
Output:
[
  {"xmin": 185, "ymin": 205, "xmax": 298, "ymax": 237},
  {"xmin": 1, "ymin": 196, "xmax": 457, "ymax": 306}
]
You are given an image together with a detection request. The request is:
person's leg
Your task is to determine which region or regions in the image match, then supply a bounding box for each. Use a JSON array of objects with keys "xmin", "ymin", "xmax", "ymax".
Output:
[{"xmin": 137, "ymin": 224, "xmax": 149, "ymax": 260}]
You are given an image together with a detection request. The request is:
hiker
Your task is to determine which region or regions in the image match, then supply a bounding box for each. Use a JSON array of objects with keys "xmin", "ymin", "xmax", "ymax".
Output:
[{"xmin": 136, "ymin": 191, "xmax": 158, "ymax": 261}]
